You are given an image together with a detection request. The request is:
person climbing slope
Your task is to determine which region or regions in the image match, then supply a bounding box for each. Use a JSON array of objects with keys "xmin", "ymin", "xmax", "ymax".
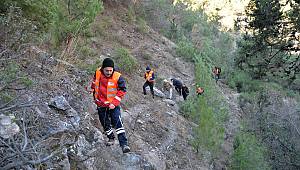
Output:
[
  {"xmin": 91, "ymin": 58, "xmax": 130, "ymax": 153},
  {"xmin": 143, "ymin": 66, "xmax": 155, "ymax": 99}
]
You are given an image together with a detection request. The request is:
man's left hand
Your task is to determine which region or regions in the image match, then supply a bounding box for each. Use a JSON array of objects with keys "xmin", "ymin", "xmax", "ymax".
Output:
[{"xmin": 109, "ymin": 104, "xmax": 115, "ymax": 109}]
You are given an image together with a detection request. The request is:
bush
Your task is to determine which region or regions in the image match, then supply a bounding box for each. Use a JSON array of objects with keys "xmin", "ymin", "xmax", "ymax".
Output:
[
  {"xmin": 191, "ymin": 104, "xmax": 225, "ymax": 156},
  {"xmin": 176, "ymin": 40, "xmax": 197, "ymax": 61},
  {"xmin": 0, "ymin": 63, "xmax": 18, "ymax": 84},
  {"xmin": 231, "ymin": 132, "xmax": 270, "ymax": 170},
  {"xmin": 126, "ymin": 5, "xmax": 136, "ymax": 23},
  {"xmin": 238, "ymin": 86, "xmax": 300, "ymax": 169},
  {"xmin": 0, "ymin": 91, "xmax": 14, "ymax": 103},
  {"xmin": 0, "ymin": 0, "xmax": 54, "ymax": 30},
  {"xmin": 180, "ymin": 57, "xmax": 228, "ymax": 159},
  {"xmin": 114, "ymin": 48, "xmax": 138, "ymax": 74},
  {"xmin": 1, "ymin": 0, "xmax": 103, "ymax": 47},
  {"xmin": 50, "ymin": 0, "xmax": 102, "ymax": 46},
  {"xmin": 0, "ymin": 63, "xmax": 33, "ymax": 87},
  {"xmin": 0, "ymin": 62, "xmax": 33, "ymax": 106},
  {"xmin": 136, "ymin": 17, "xmax": 149, "ymax": 34},
  {"xmin": 0, "ymin": 7, "xmax": 37, "ymax": 50},
  {"xmin": 227, "ymin": 70, "xmax": 263, "ymax": 93}
]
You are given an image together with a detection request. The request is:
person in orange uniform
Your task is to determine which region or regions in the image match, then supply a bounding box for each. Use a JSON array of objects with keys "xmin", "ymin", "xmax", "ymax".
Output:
[
  {"xmin": 143, "ymin": 66, "xmax": 155, "ymax": 99},
  {"xmin": 91, "ymin": 58, "xmax": 130, "ymax": 153},
  {"xmin": 196, "ymin": 87, "xmax": 204, "ymax": 96},
  {"xmin": 212, "ymin": 66, "xmax": 221, "ymax": 82}
]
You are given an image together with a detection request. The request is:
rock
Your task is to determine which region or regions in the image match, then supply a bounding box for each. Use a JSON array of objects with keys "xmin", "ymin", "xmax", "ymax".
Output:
[
  {"xmin": 66, "ymin": 108, "xmax": 78, "ymax": 117},
  {"xmin": 49, "ymin": 96, "xmax": 71, "ymax": 111},
  {"xmin": 70, "ymin": 115, "xmax": 81, "ymax": 129},
  {"xmin": 58, "ymin": 148, "xmax": 71, "ymax": 170},
  {"xmin": 76, "ymin": 134, "xmax": 91, "ymax": 157},
  {"xmin": 0, "ymin": 115, "xmax": 11, "ymax": 125},
  {"xmin": 75, "ymin": 135, "xmax": 98, "ymax": 170},
  {"xmin": 144, "ymin": 151, "xmax": 166, "ymax": 170},
  {"xmin": 122, "ymin": 153, "xmax": 156, "ymax": 170},
  {"xmin": 145, "ymin": 87, "xmax": 165, "ymax": 98},
  {"xmin": 47, "ymin": 120, "xmax": 75, "ymax": 135},
  {"xmin": 148, "ymin": 120, "xmax": 155, "ymax": 124},
  {"xmin": 166, "ymin": 112, "xmax": 173, "ymax": 116},
  {"xmin": 163, "ymin": 99, "xmax": 176, "ymax": 106},
  {"xmin": 92, "ymin": 127, "xmax": 104, "ymax": 144},
  {"xmin": 137, "ymin": 119, "xmax": 144, "ymax": 124},
  {"xmin": 0, "ymin": 114, "xmax": 20, "ymax": 139},
  {"xmin": 35, "ymin": 107, "xmax": 46, "ymax": 118}
]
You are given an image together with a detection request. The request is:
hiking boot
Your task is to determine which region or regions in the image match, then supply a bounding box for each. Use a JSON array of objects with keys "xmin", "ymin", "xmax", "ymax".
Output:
[
  {"xmin": 122, "ymin": 145, "xmax": 130, "ymax": 153},
  {"xmin": 106, "ymin": 138, "xmax": 114, "ymax": 146}
]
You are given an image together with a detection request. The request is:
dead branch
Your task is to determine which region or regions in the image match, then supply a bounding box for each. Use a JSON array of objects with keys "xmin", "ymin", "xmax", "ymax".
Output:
[
  {"xmin": 1, "ymin": 149, "xmax": 62, "ymax": 170},
  {"xmin": 21, "ymin": 116, "xmax": 28, "ymax": 152},
  {"xmin": 0, "ymin": 97, "xmax": 17, "ymax": 109},
  {"xmin": 267, "ymin": 112, "xmax": 300, "ymax": 137},
  {"xmin": 0, "ymin": 103, "xmax": 39, "ymax": 112},
  {"xmin": 0, "ymin": 138, "xmax": 17, "ymax": 154},
  {"xmin": 6, "ymin": 86, "xmax": 28, "ymax": 91}
]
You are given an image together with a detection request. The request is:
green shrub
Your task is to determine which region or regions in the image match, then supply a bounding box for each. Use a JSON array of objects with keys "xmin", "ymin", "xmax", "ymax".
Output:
[
  {"xmin": 50, "ymin": 0, "xmax": 102, "ymax": 46},
  {"xmin": 176, "ymin": 40, "xmax": 197, "ymax": 61},
  {"xmin": 137, "ymin": 17, "xmax": 149, "ymax": 34},
  {"xmin": 0, "ymin": 92, "xmax": 14, "ymax": 103},
  {"xmin": 231, "ymin": 132, "xmax": 270, "ymax": 170},
  {"xmin": 115, "ymin": 48, "xmax": 138, "ymax": 74},
  {"xmin": 0, "ymin": 7, "xmax": 37, "ymax": 50},
  {"xmin": 0, "ymin": 63, "xmax": 18, "ymax": 84},
  {"xmin": 180, "ymin": 57, "xmax": 228, "ymax": 159},
  {"xmin": 0, "ymin": 63, "xmax": 33, "ymax": 88},
  {"xmin": 0, "ymin": 0, "xmax": 55, "ymax": 30},
  {"xmin": 191, "ymin": 104, "xmax": 225, "ymax": 155},
  {"xmin": 126, "ymin": 5, "xmax": 136, "ymax": 23},
  {"xmin": 19, "ymin": 77, "xmax": 33, "ymax": 87},
  {"xmin": 1, "ymin": 0, "xmax": 102, "ymax": 47},
  {"xmin": 228, "ymin": 71, "xmax": 263, "ymax": 93}
]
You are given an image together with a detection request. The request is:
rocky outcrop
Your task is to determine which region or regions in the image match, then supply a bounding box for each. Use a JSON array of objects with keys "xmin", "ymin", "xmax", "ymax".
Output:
[{"xmin": 0, "ymin": 114, "xmax": 20, "ymax": 139}]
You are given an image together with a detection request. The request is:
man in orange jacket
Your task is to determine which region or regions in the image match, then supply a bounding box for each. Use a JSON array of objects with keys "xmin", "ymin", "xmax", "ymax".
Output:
[
  {"xmin": 91, "ymin": 58, "xmax": 130, "ymax": 153},
  {"xmin": 143, "ymin": 66, "xmax": 155, "ymax": 99},
  {"xmin": 213, "ymin": 66, "xmax": 221, "ymax": 83}
]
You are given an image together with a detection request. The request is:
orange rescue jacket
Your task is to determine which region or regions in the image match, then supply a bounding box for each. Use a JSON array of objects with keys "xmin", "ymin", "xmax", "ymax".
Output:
[{"xmin": 92, "ymin": 68, "xmax": 124, "ymax": 107}]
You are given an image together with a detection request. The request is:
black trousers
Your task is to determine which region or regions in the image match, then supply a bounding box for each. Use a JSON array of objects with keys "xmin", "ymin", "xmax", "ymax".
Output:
[
  {"xmin": 175, "ymin": 86, "xmax": 182, "ymax": 96},
  {"xmin": 97, "ymin": 106, "xmax": 128, "ymax": 147},
  {"xmin": 182, "ymin": 89, "xmax": 188, "ymax": 100},
  {"xmin": 143, "ymin": 81, "xmax": 154, "ymax": 96}
]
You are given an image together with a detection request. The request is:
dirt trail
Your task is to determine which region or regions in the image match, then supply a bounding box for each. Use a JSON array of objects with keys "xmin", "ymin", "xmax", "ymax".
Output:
[
  {"xmin": 121, "ymin": 93, "xmax": 209, "ymax": 170},
  {"xmin": 214, "ymin": 81, "xmax": 243, "ymax": 169}
]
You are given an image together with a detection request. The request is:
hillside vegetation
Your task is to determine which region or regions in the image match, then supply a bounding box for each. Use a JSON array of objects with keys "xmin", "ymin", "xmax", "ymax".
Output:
[{"xmin": 0, "ymin": 0, "xmax": 299, "ymax": 169}]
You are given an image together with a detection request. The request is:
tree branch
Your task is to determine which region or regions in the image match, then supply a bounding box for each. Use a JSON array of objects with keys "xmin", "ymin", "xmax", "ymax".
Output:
[
  {"xmin": 1, "ymin": 149, "xmax": 62, "ymax": 170},
  {"xmin": 0, "ymin": 103, "xmax": 40, "ymax": 112},
  {"xmin": 22, "ymin": 116, "xmax": 28, "ymax": 152}
]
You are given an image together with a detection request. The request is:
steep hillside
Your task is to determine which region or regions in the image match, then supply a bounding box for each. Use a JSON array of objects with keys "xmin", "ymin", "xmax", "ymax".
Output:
[
  {"xmin": 0, "ymin": 1, "xmax": 257, "ymax": 170},
  {"xmin": 0, "ymin": 2, "xmax": 209, "ymax": 170}
]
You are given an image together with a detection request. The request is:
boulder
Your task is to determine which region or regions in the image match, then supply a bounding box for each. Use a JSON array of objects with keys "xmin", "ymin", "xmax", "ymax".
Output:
[{"xmin": 0, "ymin": 114, "xmax": 20, "ymax": 139}]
